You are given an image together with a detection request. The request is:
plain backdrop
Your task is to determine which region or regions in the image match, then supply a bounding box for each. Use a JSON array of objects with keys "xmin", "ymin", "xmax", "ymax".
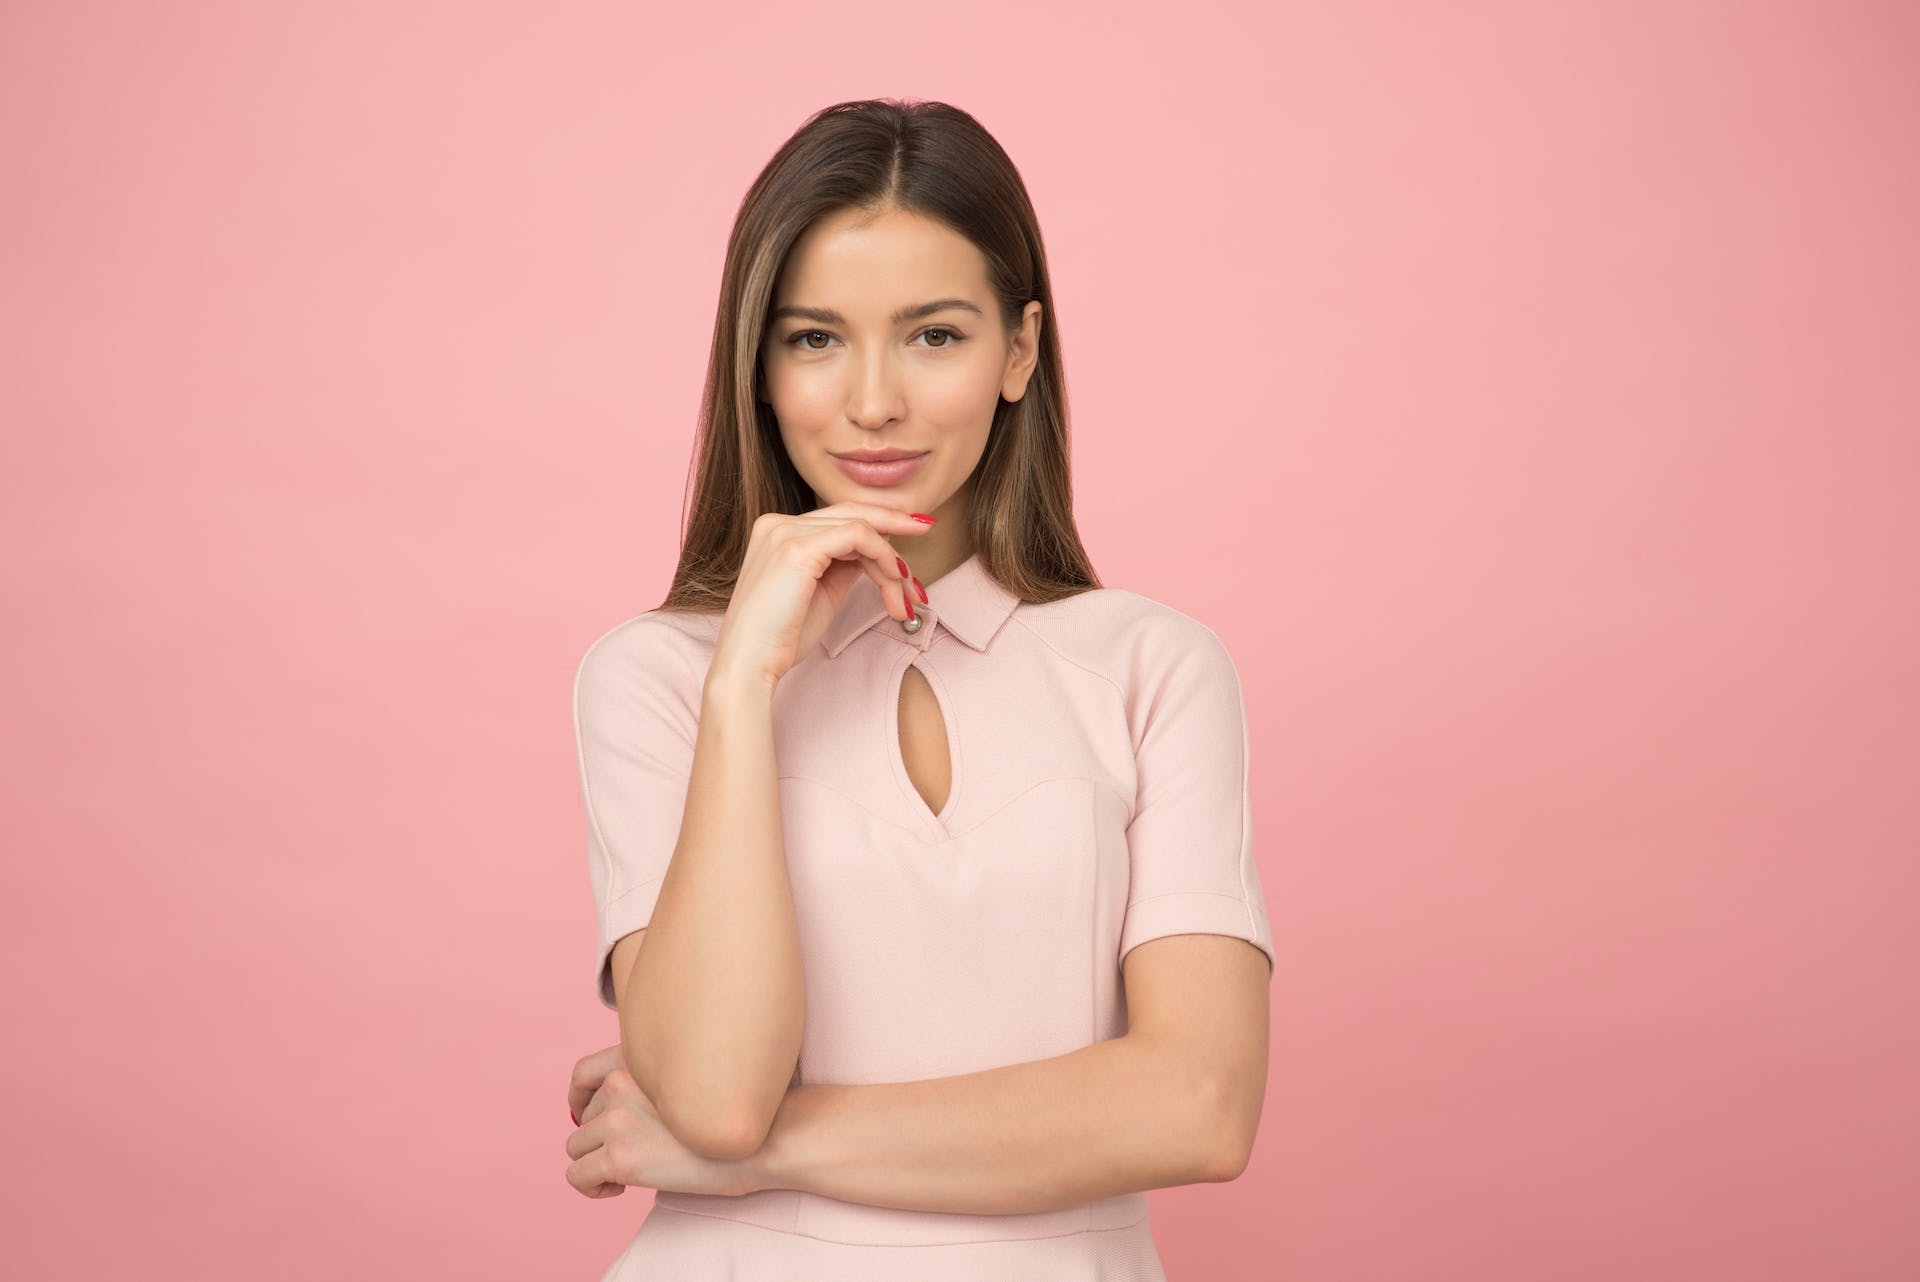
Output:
[{"xmin": 2, "ymin": 1, "xmax": 1915, "ymax": 1279}]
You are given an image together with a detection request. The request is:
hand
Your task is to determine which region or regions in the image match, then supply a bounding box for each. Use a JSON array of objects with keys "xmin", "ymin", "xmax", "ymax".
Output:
[
  {"xmin": 712, "ymin": 502, "xmax": 936, "ymax": 690},
  {"xmin": 567, "ymin": 1043, "xmax": 622, "ymax": 1135},
  {"xmin": 563, "ymin": 1044, "xmax": 765, "ymax": 1199}
]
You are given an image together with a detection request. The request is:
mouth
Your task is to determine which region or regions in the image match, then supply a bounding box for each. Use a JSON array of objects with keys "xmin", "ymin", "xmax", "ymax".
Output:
[
  {"xmin": 832, "ymin": 449, "xmax": 930, "ymax": 462},
  {"xmin": 831, "ymin": 450, "xmax": 930, "ymax": 487}
]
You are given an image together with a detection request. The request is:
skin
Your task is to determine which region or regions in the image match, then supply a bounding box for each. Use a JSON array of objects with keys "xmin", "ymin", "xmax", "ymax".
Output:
[
  {"xmin": 758, "ymin": 202, "xmax": 1044, "ymax": 586},
  {"xmin": 755, "ymin": 201, "xmax": 1044, "ymax": 817},
  {"xmin": 563, "ymin": 203, "xmax": 1271, "ymax": 1209},
  {"xmin": 600, "ymin": 208, "xmax": 1045, "ymax": 1158}
]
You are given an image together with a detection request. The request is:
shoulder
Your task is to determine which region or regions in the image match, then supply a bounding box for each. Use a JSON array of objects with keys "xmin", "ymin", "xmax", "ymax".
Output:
[
  {"xmin": 573, "ymin": 608, "xmax": 722, "ymax": 709},
  {"xmin": 1014, "ymin": 585, "xmax": 1239, "ymax": 681}
]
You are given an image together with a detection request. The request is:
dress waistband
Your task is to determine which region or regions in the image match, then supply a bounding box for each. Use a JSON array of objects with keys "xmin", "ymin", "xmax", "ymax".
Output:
[{"xmin": 653, "ymin": 1188, "xmax": 1150, "ymax": 1247}]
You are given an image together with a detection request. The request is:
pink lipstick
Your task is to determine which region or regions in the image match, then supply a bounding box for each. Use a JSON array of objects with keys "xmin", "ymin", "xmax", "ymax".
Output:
[{"xmin": 831, "ymin": 448, "xmax": 929, "ymax": 487}]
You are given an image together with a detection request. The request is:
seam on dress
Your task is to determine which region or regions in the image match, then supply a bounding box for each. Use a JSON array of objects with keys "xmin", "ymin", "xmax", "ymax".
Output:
[
  {"xmin": 1123, "ymin": 889, "xmax": 1255, "ymax": 909},
  {"xmin": 1236, "ymin": 651, "xmax": 1259, "ymax": 946},
  {"xmin": 1009, "ymin": 613, "xmax": 1129, "ymax": 704},
  {"xmin": 647, "ymin": 1201, "xmax": 1150, "ymax": 1247},
  {"xmin": 602, "ymin": 876, "xmax": 664, "ymax": 912},
  {"xmin": 1008, "ymin": 612, "xmax": 1142, "ymax": 827},
  {"xmin": 574, "ymin": 616, "xmax": 698, "ymax": 911},
  {"xmin": 1198, "ymin": 618, "xmax": 1263, "ymax": 950},
  {"xmin": 1087, "ymin": 777, "xmax": 1102, "ymax": 1052}
]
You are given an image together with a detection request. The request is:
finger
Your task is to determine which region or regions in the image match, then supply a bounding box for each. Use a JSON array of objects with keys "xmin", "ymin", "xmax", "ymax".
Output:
[
  {"xmin": 791, "ymin": 505, "xmax": 937, "ymax": 585},
  {"xmin": 802, "ymin": 500, "xmax": 939, "ymax": 534},
  {"xmin": 568, "ymin": 1044, "xmax": 622, "ymax": 1123},
  {"xmin": 565, "ymin": 1112, "xmax": 595, "ymax": 1162},
  {"xmin": 565, "ymin": 1129, "xmax": 635, "ymax": 1199},
  {"xmin": 768, "ymin": 516, "xmax": 908, "ymax": 620},
  {"xmin": 794, "ymin": 519, "xmax": 912, "ymax": 621},
  {"xmin": 565, "ymin": 1147, "xmax": 617, "ymax": 1196}
]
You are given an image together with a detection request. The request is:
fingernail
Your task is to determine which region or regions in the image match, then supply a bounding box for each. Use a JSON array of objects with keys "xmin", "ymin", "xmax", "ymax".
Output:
[
  {"xmin": 909, "ymin": 513, "xmax": 937, "ymax": 524},
  {"xmin": 904, "ymin": 598, "xmax": 916, "ymax": 623},
  {"xmin": 569, "ymin": 1108, "xmax": 579, "ymax": 1126},
  {"xmin": 912, "ymin": 576, "xmax": 927, "ymax": 604},
  {"xmin": 895, "ymin": 556, "xmax": 909, "ymax": 578}
]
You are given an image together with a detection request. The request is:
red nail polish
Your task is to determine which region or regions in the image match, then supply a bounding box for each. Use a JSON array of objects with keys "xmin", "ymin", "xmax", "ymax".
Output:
[
  {"xmin": 909, "ymin": 513, "xmax": 937, "ymax": 524},
  {"xmin": 912, "ymin": 576, "xmax": 927, "ymax": 604},
  {"xmin": 904, "ymin": 598, "xmax": 916, "ymax": 623},
  {"xmin": 569, "ymin": 1109, "xmax": 579, "ymax": 1126},
  {"xmin": 896, "ymin": 556, "xmax": 908, "ymax": 578}
]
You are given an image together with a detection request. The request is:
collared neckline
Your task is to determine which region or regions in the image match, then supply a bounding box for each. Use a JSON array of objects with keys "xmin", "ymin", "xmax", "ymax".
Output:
[{"xmin": 820, "ymin": 549, "xmax": 1021, "ymax": 658}]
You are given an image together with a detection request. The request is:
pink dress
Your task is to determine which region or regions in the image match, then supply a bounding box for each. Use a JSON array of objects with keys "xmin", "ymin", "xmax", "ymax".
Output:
[{"xmin": 574, "ymin": 550, "xmax": 1276, "ymax": 1280}]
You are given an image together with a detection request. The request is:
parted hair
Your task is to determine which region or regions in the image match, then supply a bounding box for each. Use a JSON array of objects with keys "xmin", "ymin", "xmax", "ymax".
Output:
[{"xmin": 655, "ymin": 97, "xmax": 1099, "ymax": 614}]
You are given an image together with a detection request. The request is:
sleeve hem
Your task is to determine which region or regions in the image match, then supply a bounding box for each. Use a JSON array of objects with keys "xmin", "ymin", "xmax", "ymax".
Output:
[
  {"xmin": 594, "ymin": 876, "xmax": 665, "ymax": 1010},
  {"xmin": 1118, "ymin": 891, "xmax": 1276, "ymax": 978}
]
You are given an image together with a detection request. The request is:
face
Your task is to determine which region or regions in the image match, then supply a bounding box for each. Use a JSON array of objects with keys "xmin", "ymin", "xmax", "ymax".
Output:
[{"xmin": 759, "ymin": 204, "xmax": 1043, "ymax": 528}]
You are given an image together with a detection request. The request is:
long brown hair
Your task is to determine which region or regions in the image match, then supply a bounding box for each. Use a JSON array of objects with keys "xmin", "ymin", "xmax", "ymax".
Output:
[{"xmin": 655, "ymin": 97, "xmax": 1099, "ymax": 614}]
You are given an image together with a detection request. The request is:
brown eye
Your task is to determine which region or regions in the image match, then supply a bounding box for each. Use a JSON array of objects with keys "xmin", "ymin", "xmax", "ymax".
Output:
[
  {"xmin": 789, "ymin": 330, "xmax": 831, "ymax": 350},
  {"xmin": 919, "ymin": 327, "xmax": 962, "ymax": 348}
]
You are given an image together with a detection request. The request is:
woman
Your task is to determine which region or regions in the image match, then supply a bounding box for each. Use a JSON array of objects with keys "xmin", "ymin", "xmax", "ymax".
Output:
[{"xmin": 562, "ymin": 98, "xmax": 1275, "ymax": 1280}]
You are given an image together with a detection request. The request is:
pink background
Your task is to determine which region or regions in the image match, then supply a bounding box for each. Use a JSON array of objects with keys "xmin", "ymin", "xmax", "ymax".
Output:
[{"xmin": 4, "ymin": 2, "xmax": 1915, "ymax": 1278}]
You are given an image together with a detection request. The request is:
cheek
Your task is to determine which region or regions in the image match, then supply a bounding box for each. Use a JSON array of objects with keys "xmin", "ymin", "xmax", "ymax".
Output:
[
  {"xmin": 918, "ymin": 352, "xmax": 1006, "ymax": 416},
  {"xmin": 765, "ymin": 363, "xmax": 836, "ymax": 424}
]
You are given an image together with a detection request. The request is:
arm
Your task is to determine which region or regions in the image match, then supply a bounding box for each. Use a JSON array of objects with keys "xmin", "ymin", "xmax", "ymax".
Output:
[
  {"xmin": 620, "ymin": 667, "xmax": 803, "ymax": 1161},
  {"xmin": 745, "ymin": 1034, "xmax": 1228, "ymax": 1216},
  {"xmin": 736, "ymin": 933, "xmax": 1270, "ymax": 1216}
]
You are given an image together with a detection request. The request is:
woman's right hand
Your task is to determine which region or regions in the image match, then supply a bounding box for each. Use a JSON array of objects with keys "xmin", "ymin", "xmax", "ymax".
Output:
[{"xmin": 710, "ymin": 503, "xmax": 936, "ymax": 691}]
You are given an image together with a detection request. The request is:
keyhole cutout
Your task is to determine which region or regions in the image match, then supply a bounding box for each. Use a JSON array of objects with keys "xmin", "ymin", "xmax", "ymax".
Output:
[{"xmin": 896, "ymin": 662, "xmax": 952, "ymax": 820}]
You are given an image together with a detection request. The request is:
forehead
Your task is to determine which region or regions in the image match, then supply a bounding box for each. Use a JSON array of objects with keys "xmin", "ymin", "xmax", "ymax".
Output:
[{"xmin": 775, "ymin": 206, "xmax": 990, "ymax": 307}]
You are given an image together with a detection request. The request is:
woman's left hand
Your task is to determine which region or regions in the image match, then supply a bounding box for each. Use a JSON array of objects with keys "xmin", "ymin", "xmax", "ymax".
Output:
[{"xmin": 563, "ymin": 1044, "xmax": 763, "ymax": 1199}]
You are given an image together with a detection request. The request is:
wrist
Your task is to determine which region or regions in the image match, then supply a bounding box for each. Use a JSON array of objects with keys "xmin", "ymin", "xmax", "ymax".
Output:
[
  {"xmin": 704, "ymin": 661, "xmax": 778, "ymax": 706},
  {"xmin": 740, "ymin": 1085, "xmax": 812, "ymax": 1194}
]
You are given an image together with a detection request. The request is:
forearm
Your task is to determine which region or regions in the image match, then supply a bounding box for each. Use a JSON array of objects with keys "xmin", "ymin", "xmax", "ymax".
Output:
[
  {"xmin": 743, "ymin": 1032, "xmax": 1232, "ymax": 1215},
  {"xmin": 625, "ymin": 669, "xmax": 802, "ymax": 1156}
]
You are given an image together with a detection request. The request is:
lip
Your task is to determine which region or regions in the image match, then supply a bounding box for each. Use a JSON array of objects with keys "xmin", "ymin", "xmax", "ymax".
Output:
[
  {"xmin": 831, "ymin": 449, "xmax": 929, "ymax": 487},
  {"xmin": 833, "ymin": 448, "xmax": 928, "ymax": 462}
]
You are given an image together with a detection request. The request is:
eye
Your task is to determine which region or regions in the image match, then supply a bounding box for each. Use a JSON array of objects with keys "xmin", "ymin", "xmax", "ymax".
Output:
[{"xmin": 780, "ymin": 326, "xmax": 968, "ymax": 352}]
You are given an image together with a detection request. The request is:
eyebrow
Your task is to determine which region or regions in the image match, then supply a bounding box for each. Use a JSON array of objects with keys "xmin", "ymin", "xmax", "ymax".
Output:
[{"xmin": 768, "ymin": 298, "xmax": 985, "ymax": 327}]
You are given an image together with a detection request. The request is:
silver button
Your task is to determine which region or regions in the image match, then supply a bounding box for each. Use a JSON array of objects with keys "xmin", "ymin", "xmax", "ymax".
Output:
[{"xmin": 901, "ymin": 613, "xmax": 923, "ymax": 634}]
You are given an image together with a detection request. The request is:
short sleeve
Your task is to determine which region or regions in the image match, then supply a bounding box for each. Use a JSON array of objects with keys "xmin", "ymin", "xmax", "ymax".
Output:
[
  {"xmin": 1118, "ymin": 616, "xmax": 1276, "ymax": 978},
  {"xmin": 573, "ymin": 615, "xmax": 702, "ymax": 1010}
]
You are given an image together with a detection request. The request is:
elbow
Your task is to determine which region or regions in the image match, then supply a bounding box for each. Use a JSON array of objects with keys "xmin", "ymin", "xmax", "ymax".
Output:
[
  {"xmin": 1194, "ymin": 1076, "xmax": 1260, "ymax": 1184},
  {"xmin": 618, "ymin": 1020, "xmax": 796, "ymax": 1164},
  {"xmin": 621, "ymin": 1038, "xmax": 775, "ymax": 1162},
  {"xmin": 663, "ymin": 1099, "xmax": 772, "ymax": 1163},
  {"xmin": 649, "ymin": 1068, "xmax": 778, "ymax": 1163},
  {"xmin": 1203, "ymin": 1129, "xmax": 1254, "ymax": 1183}
]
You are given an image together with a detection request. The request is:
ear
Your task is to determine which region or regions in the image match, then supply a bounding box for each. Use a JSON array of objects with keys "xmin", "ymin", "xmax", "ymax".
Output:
[{"xmin": 999, "ymin": 301, "xmax": 1044, "ymax": 403}]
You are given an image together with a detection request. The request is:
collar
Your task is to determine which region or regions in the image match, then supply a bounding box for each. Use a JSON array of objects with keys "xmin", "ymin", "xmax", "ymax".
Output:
[{"xmin": 821, "ymin": 550, "xmax": 1021, "ymax": 657}]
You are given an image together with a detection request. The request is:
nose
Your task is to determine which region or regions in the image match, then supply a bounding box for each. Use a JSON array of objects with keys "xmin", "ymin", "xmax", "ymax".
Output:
[{"xmin": 846, "ymin": 344, "xmax": 906, "ymax": 429}]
